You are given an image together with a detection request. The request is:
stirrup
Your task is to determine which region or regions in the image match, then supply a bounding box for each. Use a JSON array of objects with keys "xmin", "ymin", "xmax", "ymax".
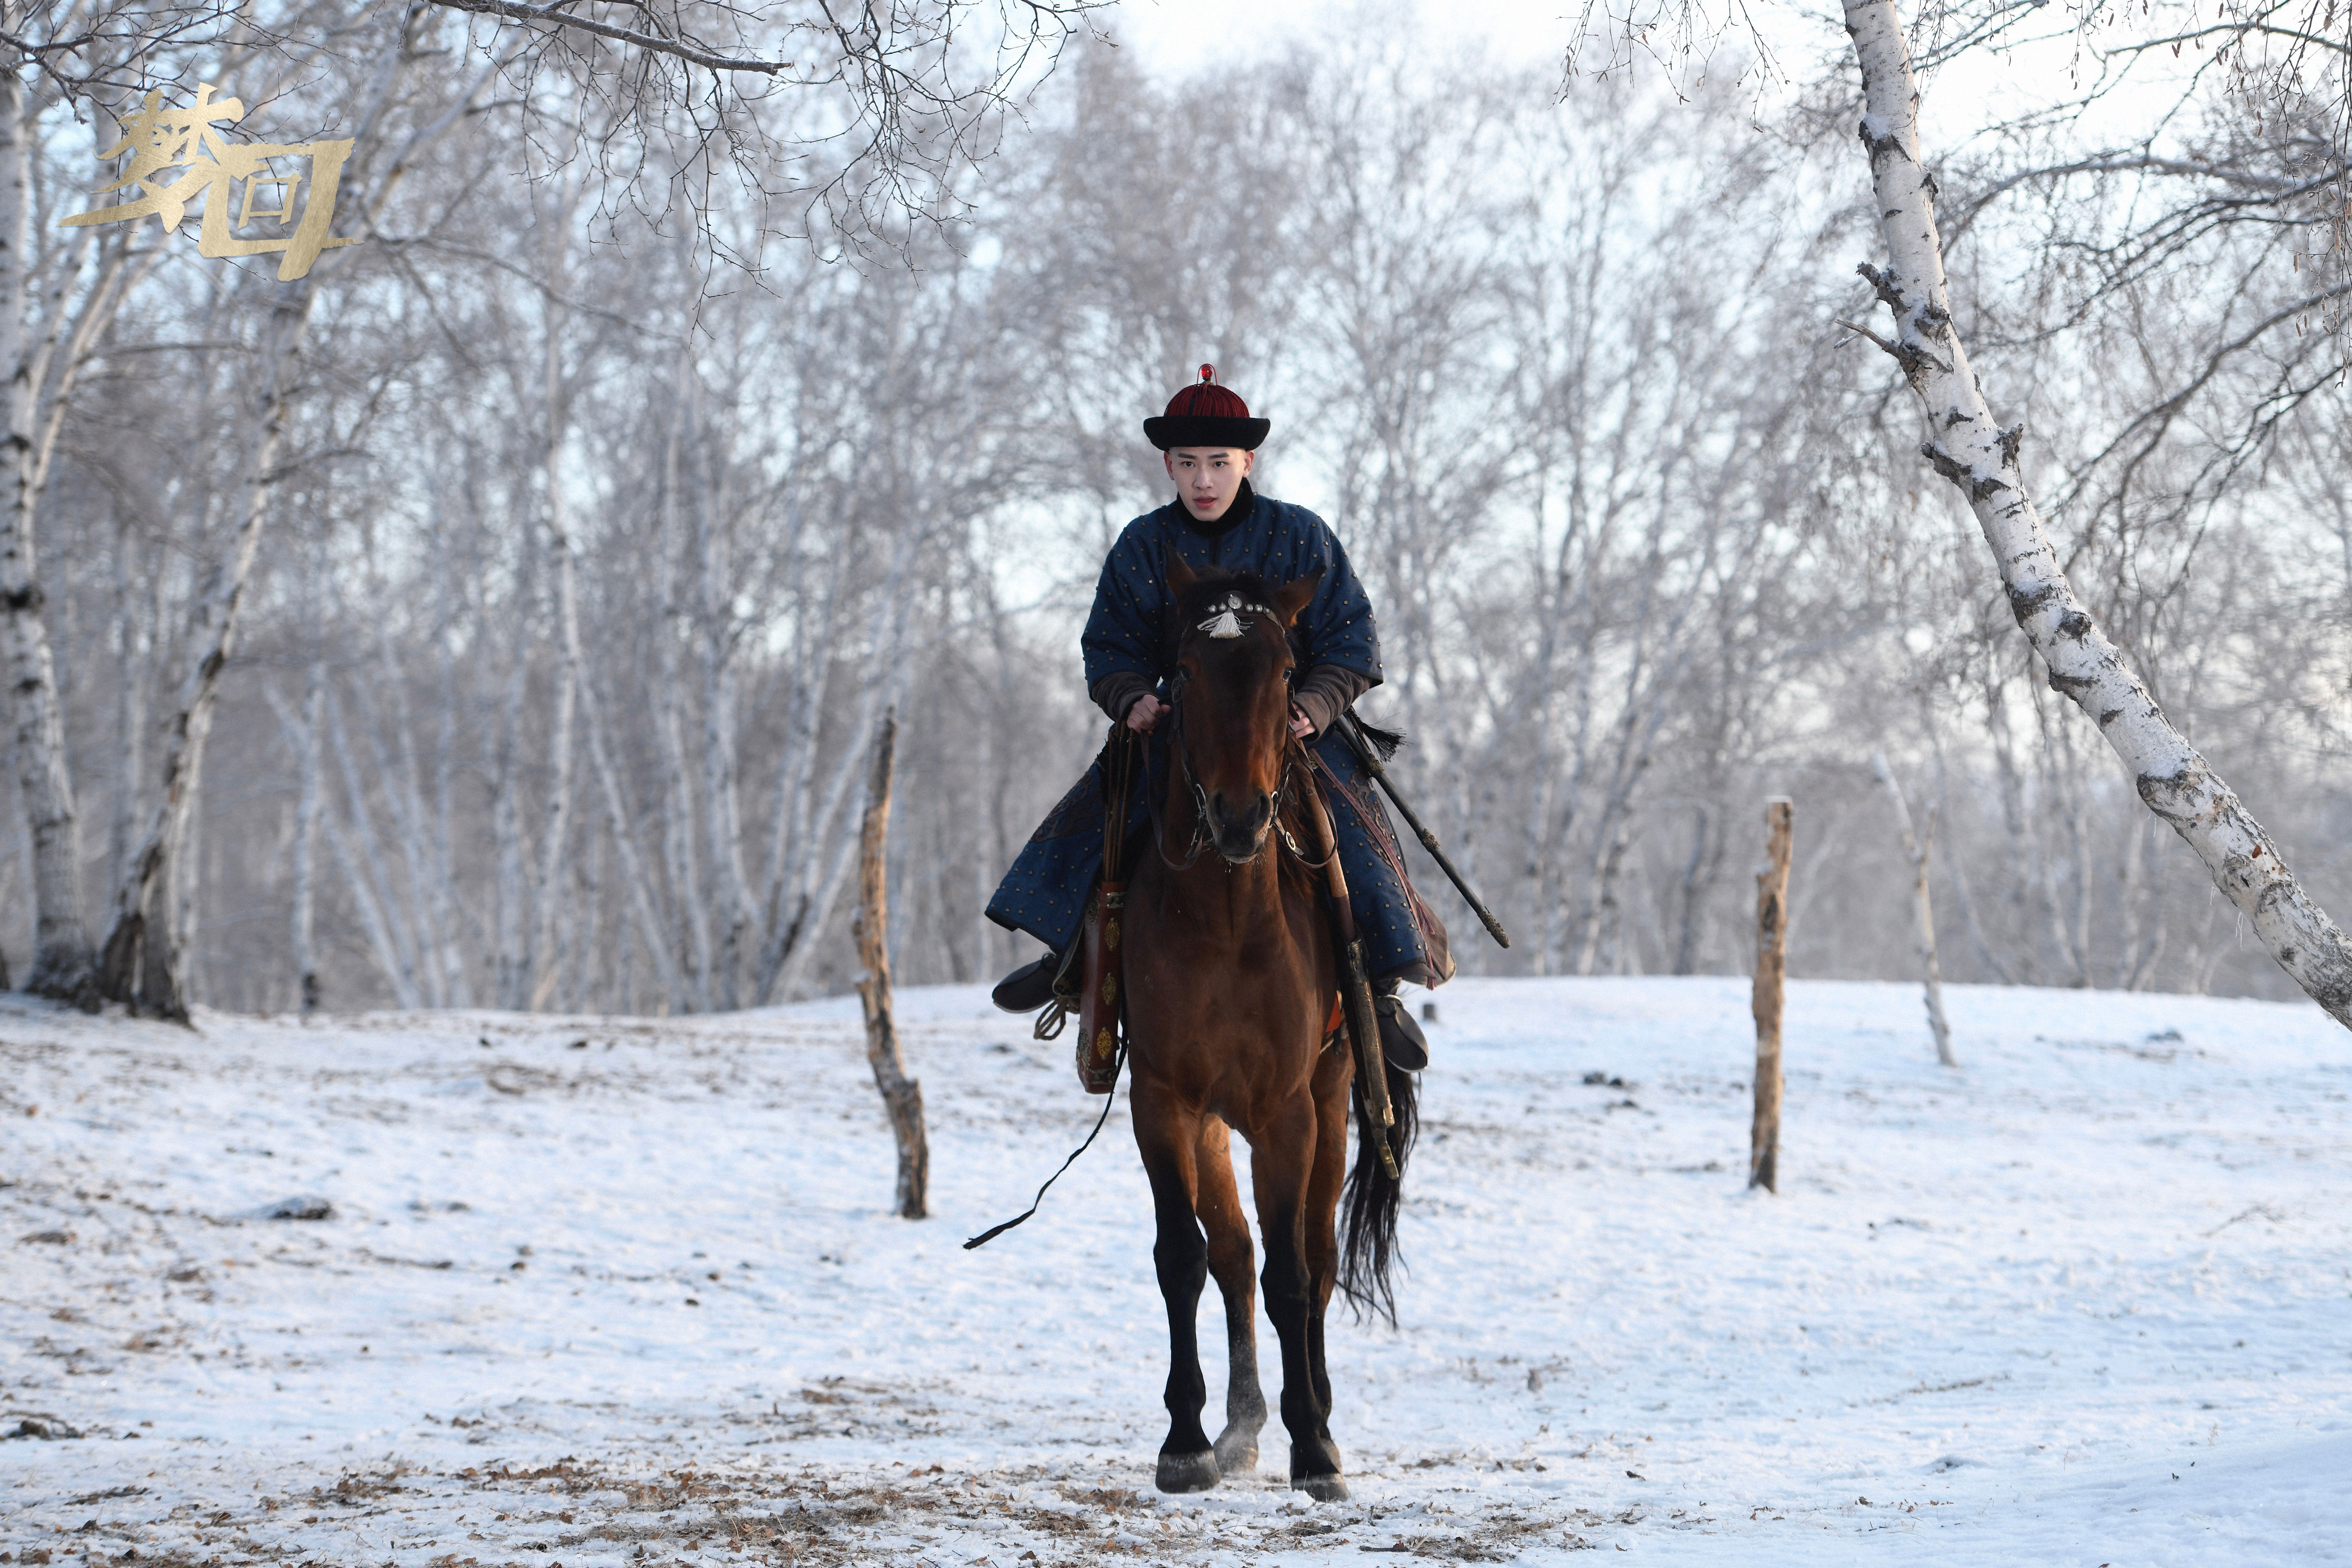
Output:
[{"xmin": 1033, "ymin": 939, "xmax": 1085, "ymax": 1041}]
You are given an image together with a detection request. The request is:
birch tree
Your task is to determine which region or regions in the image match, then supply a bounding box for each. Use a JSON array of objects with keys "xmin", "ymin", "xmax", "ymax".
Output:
[
  {"xmin": 0, "ymin": 5, "xmax": 201, "ymax": 1004},
  {"xmin": 1872, "ymin": 751, "xmax": 1956, "ymax": 1065},
  {"xmin": 98, "ymin": 24, "xmax": 508, "ymax": 1015},
  {"xmin": 1838, "ymin": 0, "xmax": 2352, "ymax": 1027},
  {"xmin": 17, "ymin": 16, "xmax": 2352, "ymax": 1014},
  {"xmin": 0, "ymin": 61, "xmax": 95, "ymax": 1002}
]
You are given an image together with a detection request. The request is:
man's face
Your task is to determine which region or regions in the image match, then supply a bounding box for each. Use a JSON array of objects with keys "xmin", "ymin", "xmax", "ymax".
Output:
[{"xmin": 1165, "ymin": 447, "xmax": 1254, "ymax": 520}]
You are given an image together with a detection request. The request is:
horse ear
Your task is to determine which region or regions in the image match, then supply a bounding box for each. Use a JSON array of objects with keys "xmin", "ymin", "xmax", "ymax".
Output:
[
  {"xmin": 1273, "ymin": 570, "xmax": 1323, "ymax": 626},
  {"xmin": 1166, "ymin": 552, "xmax": 1198, "ymax": 597}
]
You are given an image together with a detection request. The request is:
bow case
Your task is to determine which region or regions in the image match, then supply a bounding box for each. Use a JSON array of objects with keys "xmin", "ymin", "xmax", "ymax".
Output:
[{"xmin": 1074, "ymin": 724, "xmax": 1142, "ymax": 1092}]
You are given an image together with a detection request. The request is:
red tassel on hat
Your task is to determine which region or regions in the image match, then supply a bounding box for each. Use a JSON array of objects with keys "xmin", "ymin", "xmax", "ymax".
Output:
[{"xmin": 1162, "ymin": 373, "xmax": 1250, "ymax": 422}]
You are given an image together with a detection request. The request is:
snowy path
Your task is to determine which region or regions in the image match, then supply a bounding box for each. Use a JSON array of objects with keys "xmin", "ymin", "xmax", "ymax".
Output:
[{"xmin": 2, "ymin": 978, "xmax": 2347, "ymax": 1565}]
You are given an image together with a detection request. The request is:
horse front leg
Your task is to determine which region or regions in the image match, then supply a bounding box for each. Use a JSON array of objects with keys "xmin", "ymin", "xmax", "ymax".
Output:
[
  {"xmin": 1131, "ymin": 1076, "xmax": 1219, "ymax": 1493},
  {"xmin": 1252, "ymin": 1092, "xmax": 1347, "ymax": 1501},
  {"xmin": 1196, "ymin": 1114, "xmax": 1267, "ymax": 1475},
  {"xmin": 1302, "ymin": 1056, "xmax": 1353, "ymax": 1471}
]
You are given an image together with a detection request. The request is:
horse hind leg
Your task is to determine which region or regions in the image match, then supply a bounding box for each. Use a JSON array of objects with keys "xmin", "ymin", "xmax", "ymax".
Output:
[
  {"xmin": 1133, "ymin": 1080, "xmax": 1219, "ymax": 1494},
  {"xmin": 1196, "ymin": 1115, "xmax": 1267, "ymax": 1475}
]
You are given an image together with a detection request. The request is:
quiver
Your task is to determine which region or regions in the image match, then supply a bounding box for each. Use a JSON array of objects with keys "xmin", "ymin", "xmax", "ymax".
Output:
[{"xmin": 1075, "ymin": 881, "xmax": 1125, "ymax": 1093}]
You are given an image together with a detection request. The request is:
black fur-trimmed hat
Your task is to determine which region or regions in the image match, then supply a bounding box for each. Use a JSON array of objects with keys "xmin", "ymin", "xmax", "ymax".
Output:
[{"xmin": 1143, "ymin": 364, "xmax": 1269, "ymax": 451}]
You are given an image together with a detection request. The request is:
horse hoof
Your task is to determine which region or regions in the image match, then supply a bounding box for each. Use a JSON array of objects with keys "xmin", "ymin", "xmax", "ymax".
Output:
[
  {"xmin": 1213, "ymin": 1431, "xmax": 1259, "ymax": 1475},
  {"xmin": 1156, "ymin": 1451, "xmax": 1220, "ymax": 1494},
  {"xmin": 1291, "ymin": 1471, "xmax": 1349, "ymax": 1503}
]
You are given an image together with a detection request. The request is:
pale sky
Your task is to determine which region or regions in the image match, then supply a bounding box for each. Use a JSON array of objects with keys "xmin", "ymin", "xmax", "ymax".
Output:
[
  {"xmin": 1090, "ymin": 0, "xmax": 2202, "ymax": 155},
  {"xmin": 1097, "ymin": 0, "xmax": 1573, "ymax": 76}
]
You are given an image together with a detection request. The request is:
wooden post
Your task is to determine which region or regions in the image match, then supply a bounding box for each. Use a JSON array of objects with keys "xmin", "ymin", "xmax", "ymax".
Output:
[
  {"xmin": 853, "ymin": 708, "xmax": 928, "ymax": 1219},
  {"xmin": 1749, "ymin": 797, "xmax": 1792, "ymax": 1193}
]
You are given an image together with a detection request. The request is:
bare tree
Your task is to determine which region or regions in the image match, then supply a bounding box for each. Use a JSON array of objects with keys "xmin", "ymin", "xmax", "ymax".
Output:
[
  {"xmin": 426, "ymin": 0, "xmax": 1109, "ymax": 249},
  {"xmin": 1872, "ymin": 751, "xmax": 1956, "ymax": 1065},
  {"xmin": 0, "ymin": 2, "xmax": 213, "ymax": 1004},
  {"xmin": 98, "ymin": 19, "xmax": 508, "ymax": 1015},
  {"xmin": 13, "ymin": 13, "xmax": 2352, "ymax": 1021},
  {"xmin": 1839, "ymin": 0, "xmax": 2352, "ymax": 1028}
]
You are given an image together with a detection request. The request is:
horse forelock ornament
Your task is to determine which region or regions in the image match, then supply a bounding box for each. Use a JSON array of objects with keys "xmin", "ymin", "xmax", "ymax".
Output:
[{"xmin": 1198, "ymin": 593, "xmax": 1273, "ymax": 639}]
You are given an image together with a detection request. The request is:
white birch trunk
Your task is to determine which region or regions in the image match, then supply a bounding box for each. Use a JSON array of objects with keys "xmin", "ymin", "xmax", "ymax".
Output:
[
  {"xmin": 265, "ymin": 682, "xmax": 421, "ymax": 1009},
  {"xmin": 174, "ymin": 771, "xmax": 208, "ymax": 1008},
  {"xmin": 766, "ymin": 707, "xmax": 893, "ymax": 1003},
  {"xmin": 325, "ymin": 687, "xmax": 425, "ymax": 1001},
  {"xmin": 528, "ymin": 312, "xmax": 580, "ymax": 1009},
  {"xmin": 577, "ymin": 646, "xmax": 684, "ymax": 1012},
  {"xmin": 106, "ymin": 523, "xmax": 144, "ymax": 906},
  {"xmin": 696, "ymin": 475, "xmax": 755, "ymax": 1009},
  {"xmin": 762, "ymin": 518, "xmax": 925, "ymax": 1004},
  {"xmin": 427, "ymin": 544, "xmax": 472, "ymax": 1007},
  {"xmin": 752, "ymin": 655, "xmax": 829, "ymax": 998},
  {"xmin": 291, "ymin": 637, "xmax": 326, "ymax": 1017},
  {"xmin": 351, "ymin": 561, "xmax": 460, "ymax": 1007},
  {"xmin": 1671, "ymin": 803, "xmax": 1712, "ymax": 976},
  {"xmin": 491, "ymin": 548, "xmax": 533, "ymax": 1007},
  {"xmin": 1872, "ymin": 752, "xmax": 1956, "ymax": 1066},
  {"xmin": 1842, "ymin": 0, "xmax": 2352, "ymax": 1029},
  {"xmin": 649, "ymin": 405, "xmax": 710, "ymax": 1011},
  {"xmin": 751, "ymin": 504, "xmax": 831, "ymax": 1001},
  {"xmin": 99, "ymin": 271, "xmax": 316, "ymax": 1015},
  {"xmin": 0, "ymin": 60, "xmax": 95, "ymax": 1002},
  {"xmin": 681, "ymin": 362, "xmax": 754, "ymax": 1009},
  {"xmin": 537, "ymin": 359, "xmax": 682, "ymax": 1010},
  {"xmin": 321, "ymin": 803, "xmax": 425, "ymax": 1012},
  {"xmin": 969, "ymin": 701, "xmax": 992, "ymax": 982}
]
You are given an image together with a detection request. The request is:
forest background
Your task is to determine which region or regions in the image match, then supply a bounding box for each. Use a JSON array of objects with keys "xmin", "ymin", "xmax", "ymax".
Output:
[{"xmin": 3, "ymin": 0, "xmax": 2347, "ymax": 1018}]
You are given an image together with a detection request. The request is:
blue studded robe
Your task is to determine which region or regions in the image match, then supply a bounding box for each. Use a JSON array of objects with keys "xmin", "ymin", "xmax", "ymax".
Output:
[{"xmin": 985, "ymin": 490, "xmax": 1454, "ymax": 987}]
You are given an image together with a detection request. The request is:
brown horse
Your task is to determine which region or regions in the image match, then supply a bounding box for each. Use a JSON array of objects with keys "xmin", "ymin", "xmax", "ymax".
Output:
[{"xmin": 1121, "ymin": 556, "xmax": 1416, "ymax": 1502}]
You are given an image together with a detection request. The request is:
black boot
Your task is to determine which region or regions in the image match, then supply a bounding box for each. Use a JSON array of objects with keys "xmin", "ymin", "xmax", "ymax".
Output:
[
  {"xmin": 991, "ymin": 945, "xmax": 1071, "ymax": 1014},
  {"xmin": 1372, "ymin": 979, "xmax": 1429, "ymax": 1071}
]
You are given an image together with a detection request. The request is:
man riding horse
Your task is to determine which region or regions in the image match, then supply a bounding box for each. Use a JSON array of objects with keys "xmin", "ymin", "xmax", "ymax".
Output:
[{"xmin": 986, "ymin": 365, "xmax": 1450, "ymax": 1068}]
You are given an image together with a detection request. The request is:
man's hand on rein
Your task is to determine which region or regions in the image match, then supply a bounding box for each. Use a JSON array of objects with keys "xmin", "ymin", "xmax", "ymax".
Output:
[
  {"xmin": 1127, "ymin": 694, "xmax": 1168, "ymax": 733},
  {"xmin": 1290, "ymin": 704, "xmax": 1315, "ymax": 739}
]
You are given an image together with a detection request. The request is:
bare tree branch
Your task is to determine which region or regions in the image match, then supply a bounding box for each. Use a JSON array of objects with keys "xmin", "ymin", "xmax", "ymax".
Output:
[{"xmin": 422, "ymin": 0, "xmax": 792, "ymax": 75}]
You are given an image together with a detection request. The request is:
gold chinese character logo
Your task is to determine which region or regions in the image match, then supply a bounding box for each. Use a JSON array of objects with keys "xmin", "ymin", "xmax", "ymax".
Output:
[{"xmin": 62, "ymin": 84, "xmax": 356, "ymax": 281}]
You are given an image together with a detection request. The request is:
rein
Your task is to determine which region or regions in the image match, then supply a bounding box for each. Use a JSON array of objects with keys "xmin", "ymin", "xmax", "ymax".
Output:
[{"xmin": 1151, "ymin": 667, "xmax": 1325, "ymax": 874}]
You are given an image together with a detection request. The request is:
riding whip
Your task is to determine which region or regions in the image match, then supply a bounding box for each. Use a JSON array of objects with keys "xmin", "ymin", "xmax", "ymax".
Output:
[{"xmin": 1333, "ymin": 713, "xmax": 1511, "ymax": 951}]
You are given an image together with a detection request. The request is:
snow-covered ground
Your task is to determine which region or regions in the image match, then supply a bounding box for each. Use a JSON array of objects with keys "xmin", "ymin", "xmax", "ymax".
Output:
[{"xmin": 3, "ymin": 976, "xmax": 2348, "ymax": 1566}]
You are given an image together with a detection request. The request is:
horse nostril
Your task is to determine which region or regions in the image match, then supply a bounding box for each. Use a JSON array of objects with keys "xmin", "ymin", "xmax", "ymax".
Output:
[
  {"xmin": 1206, "ymin": 791, "xmax": 1272, "ymax": 847},
  {"xmin": 1210, "ymin": 792, "xmax": 1270, "ymax": 836}
]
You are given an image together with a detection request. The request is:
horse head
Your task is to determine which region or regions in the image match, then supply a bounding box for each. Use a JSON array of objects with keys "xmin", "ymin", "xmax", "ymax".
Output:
[{"xmin": 1165, "ymin": 556, "xmax": 1323, "ymax": 865}]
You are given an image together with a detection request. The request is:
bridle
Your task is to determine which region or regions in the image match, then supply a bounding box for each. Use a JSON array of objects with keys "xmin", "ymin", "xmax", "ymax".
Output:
[{"xmin": 1150, "ymin": 604, "xmax": 1329, "ymax": 874}]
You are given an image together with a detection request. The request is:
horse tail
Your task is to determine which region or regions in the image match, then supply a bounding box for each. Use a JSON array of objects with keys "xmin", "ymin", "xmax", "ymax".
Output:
[{"xmin": 1339, "ymin": 1050, "xmax": 1417, "ymax": 1324}]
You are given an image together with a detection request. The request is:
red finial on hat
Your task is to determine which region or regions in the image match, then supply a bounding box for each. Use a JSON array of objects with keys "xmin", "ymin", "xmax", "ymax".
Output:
[{"xmin": 1199, "ymin": 363, "xmax": 1215, "ymax": 384}]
